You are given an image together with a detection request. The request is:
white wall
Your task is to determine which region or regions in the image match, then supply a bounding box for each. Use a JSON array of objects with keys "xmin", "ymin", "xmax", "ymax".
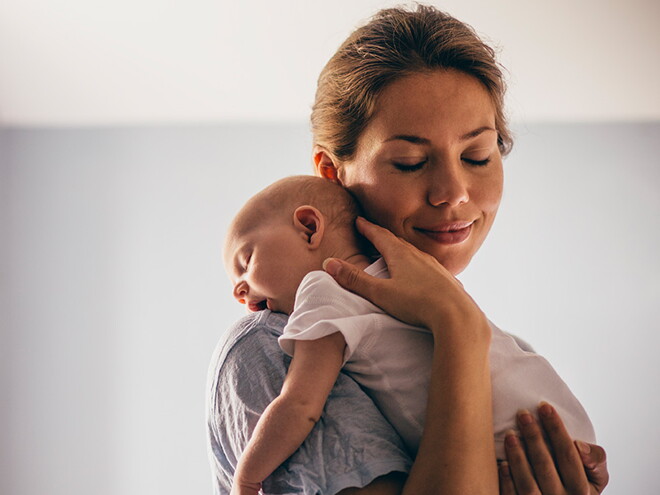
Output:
[
  {"xmin": 2, "ymin": 122, "xmax": 659, "ymax": 494},
  {"xmin": 0, "ymin": 0, "xmax": 658, "ymax": 125}
]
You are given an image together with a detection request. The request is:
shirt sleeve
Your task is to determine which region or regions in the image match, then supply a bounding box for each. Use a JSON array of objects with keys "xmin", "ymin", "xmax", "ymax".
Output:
[
  {"xmin": 207, "ymin": 311, "xmax": 412, "ymax": 495},
  {"xmin": 279, "ymin": 271, "xmax": 382, "ymax": 364}
]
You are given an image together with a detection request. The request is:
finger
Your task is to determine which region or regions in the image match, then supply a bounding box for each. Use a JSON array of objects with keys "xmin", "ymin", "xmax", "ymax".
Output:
[
  {"xmin": 575, "ymin": 441, "xmax": 609, "ymax": 493},
  {"xmin": 354, "ymin": 217, "xmax": 412, "ymax": 260},
  {"xmin": 515, "ymin": 409, "xmax": 563, "ymax": 493},
  {"xmin": 504, "ymin": 430, "xmax": 541, "ymax": 495},
  {"xmin": 354, "ymin": 217, "xmax": 448, "ymax": 280},
  {"xmin": 537, "ymin": 402, "xmax": 589, "ymax": 493},
  {"xmin": 322, "ymin": 257, "xmax": 383, "ymax": 302},
  {"xmin": 498, "ymin": 461, "xmax": 518, "ymax": 495}
]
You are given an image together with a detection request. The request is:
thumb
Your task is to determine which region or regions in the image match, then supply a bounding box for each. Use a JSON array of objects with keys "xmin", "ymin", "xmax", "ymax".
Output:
[
  {"xmin": 323, "ymin": 258, "xmax": 380, "ymax": 301},
  {"xmin": 575, "ymin": 441, "xmax": 609, "ymax": 493}
]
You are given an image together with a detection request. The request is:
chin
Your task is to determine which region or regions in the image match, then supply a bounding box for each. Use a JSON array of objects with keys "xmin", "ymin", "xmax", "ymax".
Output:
[
  {"xmin": 444, "ymin": 262, "xmax": 467, "ymax": 276},
  {"xmin": 270, "ymin": 302, "xmax": 293, "ymax": 315},
  {"xmin": 434, "ymin": 253, "xmax": 471, "ymax": 276}
]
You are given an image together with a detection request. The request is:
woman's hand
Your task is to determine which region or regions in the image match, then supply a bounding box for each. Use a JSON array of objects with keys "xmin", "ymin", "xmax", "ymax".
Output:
[
  {"xmin": 326, "ymin": 216, "xmax": 498, "ymax": 493},
  {"xmin": 498, "ymin": 402, "xmax": 609, "ymax": 494},
  {"xmin": 323, "ymin": 217, "xmax": 488, "ymax": 340}
]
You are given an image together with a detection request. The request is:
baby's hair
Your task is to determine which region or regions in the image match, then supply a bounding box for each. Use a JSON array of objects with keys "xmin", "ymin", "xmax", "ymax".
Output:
[{"xmin": 251, "ymin": 175, "xmax": 363, "ymax": 231}]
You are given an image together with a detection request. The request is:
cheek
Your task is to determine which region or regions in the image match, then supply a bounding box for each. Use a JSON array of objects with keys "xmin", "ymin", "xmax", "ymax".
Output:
[
  {"xmin": 475, "ymin": 164, "xmax": 503, "ymax": 216},
  {"xmin": 487, "ymin": 177, "xmax": 504, "ymax": 214},
  {"xmin": 251, "ymin": 264, "xmax": 271, "ymax": 288},
  {"xmin": 479, "ymin": 187, "xmax": 501, "ymax": 218},
  {"xmin": 341, "ymin": 166, "xmax": 417, "ymax": 230},
  {"xmin": 255, "ymin": 256, "xmax": 286, "ymax": 288}
]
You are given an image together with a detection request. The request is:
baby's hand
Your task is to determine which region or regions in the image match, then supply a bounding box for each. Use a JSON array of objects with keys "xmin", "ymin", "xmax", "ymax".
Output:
[{"xmin": 230, "ymin": 479, "xmax": 262, "ymax": 495}]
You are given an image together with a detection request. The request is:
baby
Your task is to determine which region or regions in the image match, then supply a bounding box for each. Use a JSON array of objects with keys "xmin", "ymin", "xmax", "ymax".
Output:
[{"xmin": 223, "ymin": 175, "xmax": 596, "ymax": 495}]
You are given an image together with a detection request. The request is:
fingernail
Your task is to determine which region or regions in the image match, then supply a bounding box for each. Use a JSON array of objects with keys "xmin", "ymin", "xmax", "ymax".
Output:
[
  {"xmin": 498, "ymin": 461, "xmax": 510, "ymax": 478},
  {"xmin": 323, "ymin": 258, "xmax": 341, "ymax": 276},
  {"xmin": 539, "ymin": 401, "xmax": 554, "ymax": 418},
  {"xmin": 518, "ymin": 409, "xmax": 534, "ymax": 426},
  {"xmin": 576, "ymin": 440, "xmax": 591, "ymax": 455},
  {"xmin": 505, "ymin": 430, "xmax": 518, "ymax": 447}
]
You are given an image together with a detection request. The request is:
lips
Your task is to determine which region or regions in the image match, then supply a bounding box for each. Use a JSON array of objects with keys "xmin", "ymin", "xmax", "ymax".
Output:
[
  {"xmin": 247, "ymin": 299, "xmax": 268, "ymax": 312},
  {"xmin": 414, "ymin": 221, "xmax": 474, "ymax": 245}
]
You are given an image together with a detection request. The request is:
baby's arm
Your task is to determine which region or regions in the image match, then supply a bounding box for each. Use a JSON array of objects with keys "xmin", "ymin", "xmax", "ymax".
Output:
[{"xmin": 231, "ymin": 332, "xmax": 346, "ymax": 495}]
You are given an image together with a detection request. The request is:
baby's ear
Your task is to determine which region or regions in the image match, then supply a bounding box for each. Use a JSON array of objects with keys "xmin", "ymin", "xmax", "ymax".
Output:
[{"xmin": 293, "ymin": 206, "xmax": 325, "ymax": 249}]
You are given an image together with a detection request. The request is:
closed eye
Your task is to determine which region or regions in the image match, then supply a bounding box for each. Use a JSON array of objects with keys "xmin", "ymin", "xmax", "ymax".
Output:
[
  {"xmin": 242, "ymin": 253, "xmax": 252, "ymax": 271},
  {"xmin": 393, "ymin": 160, "xmax": 426, "ymax": 172},
  {"xmin": 462, "ymin": 157, "xmax": 491, "ymax": 166}
]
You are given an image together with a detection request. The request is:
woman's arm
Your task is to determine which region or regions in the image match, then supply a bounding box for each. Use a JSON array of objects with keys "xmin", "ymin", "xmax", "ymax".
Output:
[
  {"xmin": 337, "ymin": 412, "xmax": 610, "ymax": 495},
  {"xmin": 325, "ymin": 217, "xmax": 498, "ymax": 494},
  {"xmin": 232, "ymin": 333, "xmax": 346, "ymax": 494},
  {"xmin": 328, "ymin": 218, "xmax": 610, "ymax": 495}
]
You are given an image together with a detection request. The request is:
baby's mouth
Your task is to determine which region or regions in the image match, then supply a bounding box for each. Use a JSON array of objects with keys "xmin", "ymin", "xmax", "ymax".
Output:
[{"xmin": 247, "ymin": 300, "xmax": 268, "ymax": 312}]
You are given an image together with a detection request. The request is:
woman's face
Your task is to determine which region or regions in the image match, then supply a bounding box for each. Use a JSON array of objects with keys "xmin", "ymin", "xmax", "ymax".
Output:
[{"xmin": 331, "ymin": 69, "xmax": 503, "ymax": 276}]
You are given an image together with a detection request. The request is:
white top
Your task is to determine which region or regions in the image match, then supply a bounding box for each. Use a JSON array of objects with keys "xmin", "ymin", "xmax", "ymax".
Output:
[{"xmin": 279, "ymin": 258, "xmax": 596, "ymax": 458}]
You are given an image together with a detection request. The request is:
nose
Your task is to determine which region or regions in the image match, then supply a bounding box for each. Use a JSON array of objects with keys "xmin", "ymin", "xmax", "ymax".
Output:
[
  {"xmin": 233, "ymin": 281, "xmax": 248, "ymax": 304},
  {"xmin": 427, "ymin": 158, "xmax": 470, "ymax": 207}
]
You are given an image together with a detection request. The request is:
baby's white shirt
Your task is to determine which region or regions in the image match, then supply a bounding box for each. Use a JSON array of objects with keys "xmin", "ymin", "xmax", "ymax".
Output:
[{"xmin": 279, "ymin": 258, "xmax": 596, "ymax": 458}]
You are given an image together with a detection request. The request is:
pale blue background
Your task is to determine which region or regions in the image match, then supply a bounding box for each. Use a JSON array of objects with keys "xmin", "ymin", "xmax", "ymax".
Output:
[{"xmin": 1, "ymin": 122, "xmax": 658, "ymax": 494}]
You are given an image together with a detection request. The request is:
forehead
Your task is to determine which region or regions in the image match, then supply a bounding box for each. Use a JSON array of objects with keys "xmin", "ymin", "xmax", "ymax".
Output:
[
  {"xmin": 368, "ymin": 70, "xmax": 495, "ymax": 138},
  {"xmin": 224, "ymin": 203, "xmax": 265, "ymax": 261},
  {"xmin": 223, "ymin": 195, "xmax": 290, "ymax": 265}
]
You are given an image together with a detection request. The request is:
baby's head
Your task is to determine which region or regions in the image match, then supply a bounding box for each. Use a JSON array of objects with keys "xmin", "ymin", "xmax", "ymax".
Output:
[{"xmin": 224, "ymin": 175, "xmax": 364, "ymax": 315}]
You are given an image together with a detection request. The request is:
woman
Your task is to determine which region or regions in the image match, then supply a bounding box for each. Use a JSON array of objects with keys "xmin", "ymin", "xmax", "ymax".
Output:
[{"xmin": 207, "ymin": 5, "xmax": 609, "ymax": 494}]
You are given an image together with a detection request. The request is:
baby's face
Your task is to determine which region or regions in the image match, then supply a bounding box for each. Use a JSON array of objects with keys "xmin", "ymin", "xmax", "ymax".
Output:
[{"xmin": 224, "ymin": 219, "xmax": 320, "ymax": 315}]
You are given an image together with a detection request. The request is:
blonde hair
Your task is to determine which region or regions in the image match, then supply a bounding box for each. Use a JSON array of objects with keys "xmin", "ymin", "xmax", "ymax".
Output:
[{"xmin": 311, "ymin": 4, "xmax": 512, "ymax": 161}]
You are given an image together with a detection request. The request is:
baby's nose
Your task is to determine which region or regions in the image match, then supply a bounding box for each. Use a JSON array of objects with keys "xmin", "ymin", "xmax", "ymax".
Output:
[{"xmin": 233, "ymin": 281, "xmax": 248, "ymax": 304}]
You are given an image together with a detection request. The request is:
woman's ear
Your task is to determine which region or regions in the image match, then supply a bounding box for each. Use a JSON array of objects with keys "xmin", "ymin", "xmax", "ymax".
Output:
[
  {"xmin": 293, "ymin": 205, "xmax": 325, "ymax": 249},
  {"xmin": 313, "ymin": 145, "xmax": 342, "ymax": 185}
]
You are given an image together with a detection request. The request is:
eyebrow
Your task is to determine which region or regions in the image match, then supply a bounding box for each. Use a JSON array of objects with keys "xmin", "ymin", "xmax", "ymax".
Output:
[
  {"xmin": 383, "ymin": 126, "xmax": 496, "ymax": 144},
  {"xmin": 459, "ymin": 126, "xmax": 497, "ymax": 141},
  {"xmin": 383, "ymin": 135, "xmax": 430, "ymax": 144}
]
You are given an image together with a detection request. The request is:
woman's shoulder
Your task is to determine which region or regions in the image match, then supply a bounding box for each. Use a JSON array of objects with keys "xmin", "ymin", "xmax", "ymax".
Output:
[
  {"xmin": 208, "ymin": 311, "xmax": 289, "ymax": 385},
  {"xmin": 206, "ymin": 309, "xmax": 414, "ymax": 493},
  {"xmin": 214, "ymin": 310, "xmax": 288, "ymax": 360},
  {"xmin": 206, "ymin": 311, "xmax": 292, "ymax": 490}
]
